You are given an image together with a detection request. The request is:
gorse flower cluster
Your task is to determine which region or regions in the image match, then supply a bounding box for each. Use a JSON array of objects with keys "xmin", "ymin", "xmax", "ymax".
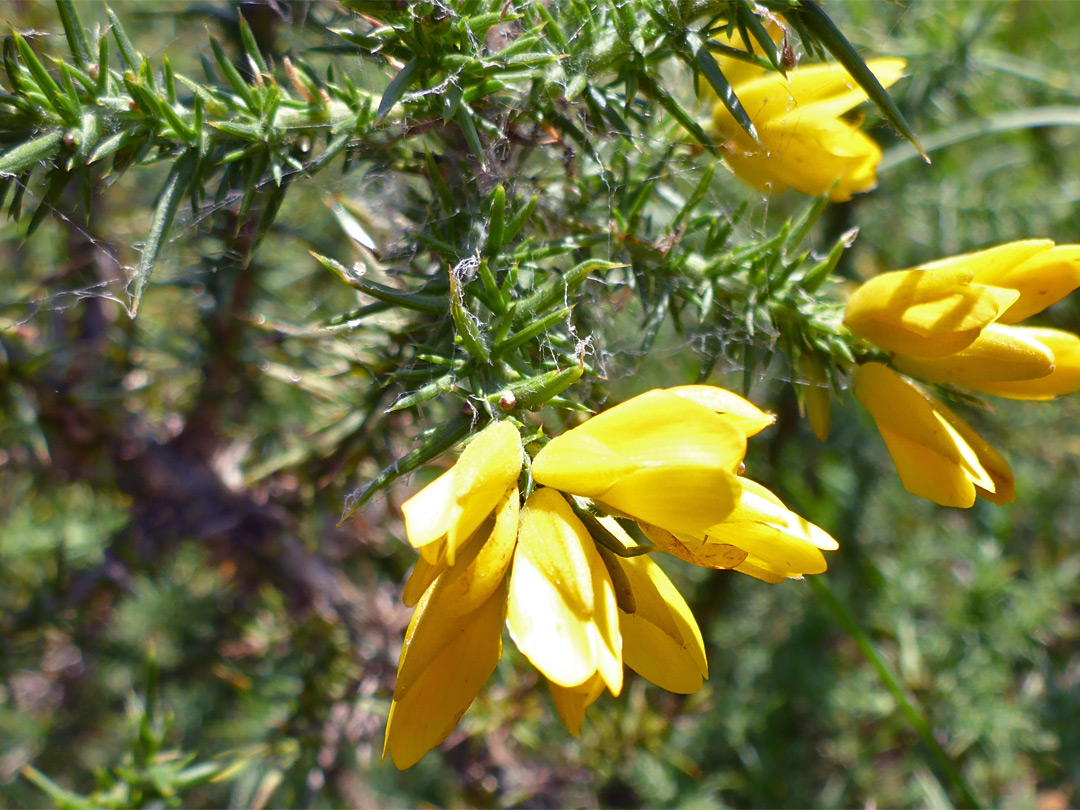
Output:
[
  {"xmin": 384, "ymin": 388, "xmax": 836, "ymax": 769},
  {"xmin": 844, "ymin": 241, "xmax": 1080, "ymax": 507},
  {"xmin": 380, "ymin": 9, "xmax": 1080, "ymax": 775}
]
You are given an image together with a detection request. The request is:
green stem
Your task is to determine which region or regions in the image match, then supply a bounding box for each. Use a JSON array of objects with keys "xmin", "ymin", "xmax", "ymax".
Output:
[{"xmin": 809, "ymin": 576, "xmax": 983, "ymax": 809}]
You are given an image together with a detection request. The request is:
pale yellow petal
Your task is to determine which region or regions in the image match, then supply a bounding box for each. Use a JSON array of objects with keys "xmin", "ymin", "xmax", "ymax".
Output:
[
  {"xmin": 446, "ymin": 421, "xmax": 523, "ymax": 561},
  {"xmin": 402, "ymin": 553, "xmax": 445, "ymax": 608},
  {"xmin": 401, "ymin": 469, "xmax": 456, "ymax": 555},
  {"xmin": 853, "ymin": 363, "xmax": 978, "ymax": 508},
  {"xmin": 531, "ymin": 390, "xmax": 746, "ymax": 535},
  {"xmin": 893, "ymin": 323, "xmax": 1055, "ymax": 386},
  {"xmin": 733, "ymin": 553, "xmax": 787, "ymax": 584},
  {"xmin": 877, "ymin": 424, "xmax": 975, "ymax": 508},
  {"xmin": 383, "ymin": 580, "xmax": 507, "ymax": 770},
  {"xmin": 616, "ymin": 555, "xmax": 707, "ymax": 693},
  {"xmin": 507, "ymin": 489, "xmax": 622, "ymax": 692},
  {"xmin": 929, "ymin": 396, "xmax": 1015, "ymax": 505}
]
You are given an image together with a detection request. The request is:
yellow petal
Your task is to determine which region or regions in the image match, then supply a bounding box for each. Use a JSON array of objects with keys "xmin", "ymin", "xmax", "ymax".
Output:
[
  {"xmin": 928, "ymin": 395, "xmax": 1015, "ymax": 505},
  {"xmin": 532, "ymin": 390, "xmax": 746, "ymax": 537},
  {"xmin": 704, "ymin": 479, "xmax": 834, "ymax": 576},
  {"xmin": 893, "ymin": 323, "xmax": 1055, "ymax": 386},
  {"xmin": 383, "ymin": 580, "xmax": 506, "ymax": 770},
  {"xmin": 975, "ymin": 244, "xmax": 1080, "ymax": 324},
  {"xmin": 844, "ymin": 268, "xmax": 1019, "ymax": 357},
  {"xmin": 401, "ymin": 469, "xmax": 456, "ymax": 554},
  {"xmin": 666, "ymin": 385, "xmax": 775, "ymax": 437},
  {"xmin": 402, "ymin": 552, "xmax": 445, "ymax": 608},
  {"xmin": 430, "ymin": 489, "xmax": 519, "ymax": 617},
  {"xmin": 614, "ymin": 554, "xmax": 708, "ymax": 693},
  {"xmin": 401, "ymin": 421, "xmax": 522, "ymax": 565},
  {"xmin": 853, "ymin": 363, "xmax": 1011, "ymax": 508},
  {"xmin": 964, "ymin": 327, "xmax": 1080, "ymax": 400},
  {"xmin": 548, "ymin": 673, "xmax": 607, "ymax": 737},
  {"xmin": 507, "ymin": 489, "xmax": 622, "ymax": 693}
]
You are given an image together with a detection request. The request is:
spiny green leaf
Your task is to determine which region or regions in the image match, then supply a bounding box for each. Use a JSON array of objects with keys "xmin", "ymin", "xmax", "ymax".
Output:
[
  {"xmin": 129, "ymin": 150, "xmax": 197, "ymax": 316},
  {"xmin": 0, "ymin": 130, "xmax": 63, "ymax": 175},
  {"xmin": 377, "ymin": 56, "xmax": 419, "ymax": 120},
  {"xmin": 341, "ymin": 414, "xmax": 473, "ymax": 519}
]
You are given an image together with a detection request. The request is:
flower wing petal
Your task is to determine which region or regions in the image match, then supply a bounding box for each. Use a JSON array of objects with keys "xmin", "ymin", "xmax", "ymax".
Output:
[{"xmin": 383, "ymin": 581, "xmax": 506, "ymax": 770}]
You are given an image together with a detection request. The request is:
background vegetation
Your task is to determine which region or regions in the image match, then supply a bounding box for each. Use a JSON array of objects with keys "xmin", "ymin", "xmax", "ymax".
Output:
[{"xmin": 2, "ymin": 1, "xmax": 1080, "ymax": 807}]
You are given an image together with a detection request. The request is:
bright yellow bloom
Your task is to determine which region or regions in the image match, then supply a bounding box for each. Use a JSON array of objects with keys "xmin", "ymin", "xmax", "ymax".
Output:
[
  {"xmin": 843, "ymin": 266, "xmax": 1019, "ymax": 358},
  {"xmin": 507, "ymin": 488, "xmax": 622, "ymax": 695},
  {"xmin": 383, "ymin": 491, "xmax": 518, "ymax": 768},
  {"xmin": 639, "ymin": 478, "xmax": 837, "ymax": 583},
  {"xmin": 530, "ymin": 387, "xmax": 772, "ymax": 539},
  {"xmin": 401, "ymin": 420, "xmax": 522, "ymax": 566},
  {"xmin": 956, "ymin": 326, "xmax": 1080, "ymax": 400},
  {"xmin": 710, "ymin": 58, "xmax": 906, "ymax": 201},
  {"xmin": 853, "ymin": 362, "xmax": 1014, "ymax": 508}
]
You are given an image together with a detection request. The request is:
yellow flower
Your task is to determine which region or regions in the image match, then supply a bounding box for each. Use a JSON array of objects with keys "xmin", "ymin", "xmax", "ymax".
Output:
[
  {"xmin": 530, "ymin": 387, "xmax": 772, "ymax": 539},
  {"xmin": 638, "ymin": 478, "xmax": 838, "ymax": 583},
  {"xmin": 401, "ymin": 420, "xmax": 522, "ymax": 566},
  {"xmin": 506, "ymin": 488, "xmax": 622, "ymax": 696},
  {"xmin": 843, "ymin": 265, "xmax": 1019, "ymax": 358},
  {"xmin": 852, "ymin": 362, "xmax": 1014, "ymax": 508},
  {"xmin": 710, "ymin": 58, "xmax": 906, "ymax": 201},
  {"xmin": 383, "ymin": 491, "xmax": 519, "ymax": 769}
]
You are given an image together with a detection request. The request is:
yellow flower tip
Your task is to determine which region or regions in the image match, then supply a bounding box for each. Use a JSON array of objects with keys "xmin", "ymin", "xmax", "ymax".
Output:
[
  {"xmin": 975, "ymin": 243, "xmax": 1080, "ymax": 324},
  {"xmin": 853, "ymin": 362, "xmax": 1013, "ymax": 508},
  {"xmin": 710, "ymin": 59, "xmax": 906, "ymax": 201},
  {"xmin": 548, "ymin": 674, "xmax": 606, "ymax": 737},
  {"xmin": 892, "ymin": 322, "xmax": 1055, "ymax": 388},
  {"xmin": 401, "ymin": 420, "xmax": 523, "ymax": 565},
  {"xmin": 507, "ymin": 489, "xmax": 622, "ymax": 695},
  {"xmin": 385, "ymin": 579, "xmax": 507, "ymax": 770},
  {"xmin": 843, "ymin": 267, "xmax": 1019, "ymax": 358},
  {"xmin": 531, "ymin": 389, "xmax": 746, "ymax": 538},
  {"xmin": 963, "ymin": 327, "xmax": 1080, "ymax": 400}
]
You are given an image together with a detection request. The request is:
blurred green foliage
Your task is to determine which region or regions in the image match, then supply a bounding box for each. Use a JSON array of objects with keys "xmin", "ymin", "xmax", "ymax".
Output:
[{"xmin": 2, "ymin": 1, "xmax": 1080, "ymax": 808}]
